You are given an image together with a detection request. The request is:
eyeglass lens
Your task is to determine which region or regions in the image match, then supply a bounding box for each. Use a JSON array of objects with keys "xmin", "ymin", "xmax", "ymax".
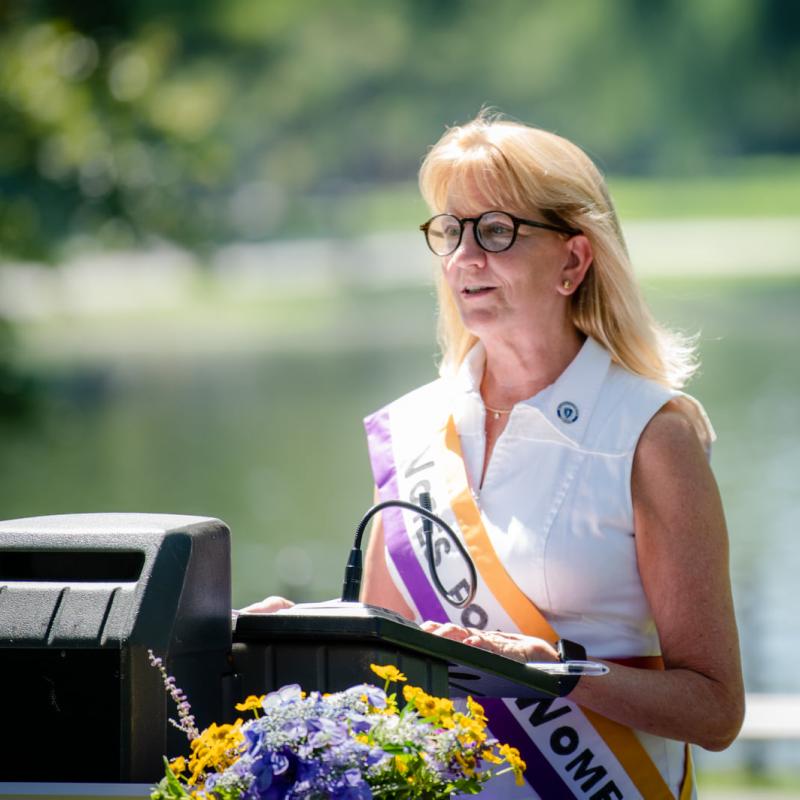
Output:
[{"xmin": 425, "ymin": 212, "xmax": 516, "ymax": 256}]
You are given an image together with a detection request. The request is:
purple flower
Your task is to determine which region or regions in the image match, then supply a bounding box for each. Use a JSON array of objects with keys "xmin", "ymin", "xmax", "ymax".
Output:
[
  {"xmin": 244, "ymin": 752, "xmax": 273, "ymax": 798},
  {"xmin": 347, "ymin": 684, "xmax": 386, "ymax": 709},
  {"xmin": 259, "ymin": 749, "xmax": 297, "ymax": 799},
  {"xmin": 343, "ymin": 768, "xmax": 362, "ymax": 785},
  {"xmin": 263, "ymin": 684, "xmax": 304, "ymax": 710},
  {"xmin": 230, "ymin": 758, "xmax": 253, "ymax": 778},
  {"xmin": 296, "ymin": 757, "xmax": 323, "ymax": 785},
  {"xmin": 147, "ymin": 649, "xmax": 199, "ymax": 741},
  {"xmin": 331, "ymin": 768, "xmax": 372, "ymax": 799},
  {"xmin": 281, "ymin": 719, "xmax": 307, "ymax": 740},
  {"xmin": 271, "ymin": 751, "xmax": 291, "ymax": 776},
  {"xmin": 345, "ymin": 712, "xmax": 371, "ymax": 734},
  {"xmin": 243, "ymin": 726, "xmax": 266, "ymax": 756},
  {"xmin": 203, "ymin": 773, "xmax": 218, "ymax": 791},
  {"xmin": 297, "ymin": 742, "xmax": 314, "ymax": 760},
  {"xmin": 307, "ymin": 717, "xmax": 348, "ymax": 748}
]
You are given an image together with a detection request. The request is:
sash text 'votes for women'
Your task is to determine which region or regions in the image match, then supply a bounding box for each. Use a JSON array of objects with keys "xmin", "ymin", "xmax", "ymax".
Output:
[
  {"xmin": 516, "ymin": 697, "xmax": 624, "ymax": 799},
  {"xmin": 404, "ymin": 445, "xmax": 489, "ymax": 628}
]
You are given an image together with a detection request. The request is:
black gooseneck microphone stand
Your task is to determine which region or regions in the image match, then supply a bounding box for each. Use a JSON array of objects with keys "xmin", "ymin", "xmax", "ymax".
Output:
[{"xmin": 340, "ymin": 494, "xmax": 477, "ymax": 608}]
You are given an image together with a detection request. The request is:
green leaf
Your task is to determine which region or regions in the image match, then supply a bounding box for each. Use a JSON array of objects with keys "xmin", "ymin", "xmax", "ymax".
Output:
[
  {"xmin": 380, "ymin": 743, "xmax": 410, "ymax": 755},
  {"xmin": 158, "ymin": 757, "xmax": 191, "ymax": 799}
]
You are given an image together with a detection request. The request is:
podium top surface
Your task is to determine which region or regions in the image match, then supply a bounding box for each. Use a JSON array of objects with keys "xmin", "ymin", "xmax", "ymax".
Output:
[
  {"xmin": 0, "ymin": 513, "xmax": 222, "ymax": 536},
  {"xmin": 234, "ymin": 602, "xmax": 564, "ymax": 699}
]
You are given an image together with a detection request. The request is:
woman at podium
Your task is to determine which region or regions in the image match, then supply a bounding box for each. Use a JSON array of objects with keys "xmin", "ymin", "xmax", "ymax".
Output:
[{"xmin": 247, "ymin": 114, "xmax": 744, "ymax": 799}]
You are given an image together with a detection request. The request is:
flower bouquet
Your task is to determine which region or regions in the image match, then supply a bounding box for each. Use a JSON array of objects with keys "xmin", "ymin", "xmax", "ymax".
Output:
[{"xmin": 149, "ymin": 653, "xmax": 525, "ymax": 799}]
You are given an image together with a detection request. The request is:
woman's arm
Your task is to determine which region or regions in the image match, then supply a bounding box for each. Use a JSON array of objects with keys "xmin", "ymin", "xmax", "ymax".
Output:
[
  {"xmin": 361, "ymin": 510, "xmax": 416, "ymax": 619},
  {"xmin": 567, "ymin": 401, "xmax": 744, "ymax": 750}
]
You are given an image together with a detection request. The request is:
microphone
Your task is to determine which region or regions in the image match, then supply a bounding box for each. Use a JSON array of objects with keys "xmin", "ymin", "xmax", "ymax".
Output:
[
  {"xmin": 340, "ymin": 495, "xmax": 477, "ymax": 608},
  {"xmin": 341, "ymin": 498, "xmax": 439, "ymax": 602}
]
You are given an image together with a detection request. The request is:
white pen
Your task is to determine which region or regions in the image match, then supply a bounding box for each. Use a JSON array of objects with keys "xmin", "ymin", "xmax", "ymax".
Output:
[{"xmin": 525, "ymin": 660, "xmax": 610, "ymax": 677}]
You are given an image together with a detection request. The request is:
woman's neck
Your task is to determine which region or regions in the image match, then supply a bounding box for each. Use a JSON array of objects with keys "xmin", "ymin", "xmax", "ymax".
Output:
[{"xmin": 480, "ymin": 326, "xmax": 585, "ymax": 408}]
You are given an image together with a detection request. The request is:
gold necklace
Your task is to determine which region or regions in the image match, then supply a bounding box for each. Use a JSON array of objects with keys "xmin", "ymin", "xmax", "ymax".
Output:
[{"xmin": 484, "ymin": 404, "xmax": 513, "ymax": 421}]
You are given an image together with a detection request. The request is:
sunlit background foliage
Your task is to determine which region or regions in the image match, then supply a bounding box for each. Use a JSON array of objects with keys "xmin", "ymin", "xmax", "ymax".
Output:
[{"xmin": 1, "ymin": 0, "xmax": 798, "ymax": 260}]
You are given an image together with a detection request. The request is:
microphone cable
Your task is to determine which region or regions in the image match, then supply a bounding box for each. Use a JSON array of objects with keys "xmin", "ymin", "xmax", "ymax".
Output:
[{"xmin": 341, "ymin": 494, "xmax": 477, "ymax": 608}]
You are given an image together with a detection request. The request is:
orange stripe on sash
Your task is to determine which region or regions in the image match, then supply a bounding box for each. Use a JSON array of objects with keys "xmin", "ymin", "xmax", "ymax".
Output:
[
  {"xmin": 582, "ymin": 710, "xmax": 676, "ymax": 800},
  {"xmin": 441, "ymin": 416, "xmax": 688, "ymax": 800},
  {"xmin": 679, "ymin": 746, "xmax": 695, "ymax": 800},
  {"xmin": 442, "ymin": 417, "xmax": 558, "ymax": 642}
]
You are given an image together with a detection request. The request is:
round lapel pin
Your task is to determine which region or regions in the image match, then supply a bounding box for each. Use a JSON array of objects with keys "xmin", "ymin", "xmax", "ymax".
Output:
[{"xmin": 557, "ymin": 401, "xmax": 579, "ymax": 424}]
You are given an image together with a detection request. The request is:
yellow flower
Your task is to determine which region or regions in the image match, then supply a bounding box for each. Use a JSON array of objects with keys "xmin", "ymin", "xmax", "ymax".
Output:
[
  {"xmin": 438, "ymin": 714, "xmax": 455, "ymax": 729},
  {"xmin": 370, "ymin": 664, "xmax": 407, "ymax": 683},
  {"xmin": 498, "ymin": 743, "xmax": 527, "ymax": 786},
  {"xmin": 400, "ymin": 685, "xmax": 441, "ymax": 718},
  {"xmin": 454, "ymin": 751, "xmax": 476, "ymax": 777},
  {"xmin": 403, "ymin": 684, "xmax": 423, "ymax": 703},
  {"xmin": 168, "ymin": 755, "xmax": 187, "ymax": 775},
  {"xmin": 186, "ymin": 721, "xmax": 244, "ymax": 784},
  {"xmin": 394, "ymin": 755, "xmax": 409, "ymax": 774},
  {"xmin": 234, "ymin": 695, "xmax": 265, "ymax": 715},
  {"xmin": 481, "ymin": 748, "xmax": 503, "ymax": 764},
  {"xmin": 431, "ymin": 698, "xmax": 455, "ymax": 728},
  {"xmin": 383, "ymin": 694, "xmax": 398, "ymax": 715},
  {"xmin": 416, "ymin": 693, "xmax": 438, "ymax": 717},
  {"xmin": 467, "ymin": 696, "xmax": 487, "ymax": 723},
  {"xmin": 454, "ymin": 713, "xmax": 487, "ymax": 744},
  {"xmin": 437, "ymin": 697, "xmax": 455, "ymax": 715}
]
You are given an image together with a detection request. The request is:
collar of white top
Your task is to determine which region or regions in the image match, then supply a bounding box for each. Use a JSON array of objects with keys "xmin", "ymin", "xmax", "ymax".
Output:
[{"xmin": 453, "ymin": 336, "xmax": 612, "ymax": 445}]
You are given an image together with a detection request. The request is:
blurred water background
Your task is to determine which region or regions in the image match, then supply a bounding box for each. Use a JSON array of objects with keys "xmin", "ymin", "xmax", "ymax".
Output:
[{"xmin": 1, "ymin": 0, "xmax": 798, "ymax": 790}]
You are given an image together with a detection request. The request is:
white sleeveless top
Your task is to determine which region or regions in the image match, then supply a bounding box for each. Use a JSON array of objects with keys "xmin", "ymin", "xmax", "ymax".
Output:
[
  {"xmin": 449, "ymin": 336, "xmax": 714, "ymax": 659},
  {"xmin": 375, "ymin": 337, "xmax": 713, "ymax": 797}
]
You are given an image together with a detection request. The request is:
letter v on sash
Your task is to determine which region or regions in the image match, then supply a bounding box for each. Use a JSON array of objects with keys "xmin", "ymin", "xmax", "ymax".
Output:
[
  {"xmin": 404, "ymin": 444, "xmax": 434, "ymax": 478},
  {"xmin": 441, "ymin": 416, "xmax": 558, "ymax": 640}
]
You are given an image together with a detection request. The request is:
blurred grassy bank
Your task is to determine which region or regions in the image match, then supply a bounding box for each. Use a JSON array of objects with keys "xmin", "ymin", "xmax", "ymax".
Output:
[
  {"xmin": 2, "ymin": 160, "xmax": 799, "ymax": 369},
  {"xmin": 698, "ymin": 769, "xmax": 800, "ymax": 798},
  {"xmin": 332, "ymin": 158, "xmax": 800, "ymax": 236},
  {"xmin": 4, "ymin": 272, "xmax": 799, "ymax": 371}
]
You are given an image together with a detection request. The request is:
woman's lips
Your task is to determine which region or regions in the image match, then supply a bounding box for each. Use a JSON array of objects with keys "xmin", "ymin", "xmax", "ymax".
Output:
[{"xmin": 461, "ymin": 286, "xmax": 495, "ymax": 297}]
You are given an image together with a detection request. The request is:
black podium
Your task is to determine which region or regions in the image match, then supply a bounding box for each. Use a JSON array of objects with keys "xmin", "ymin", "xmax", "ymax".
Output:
[
  {"xmin": 0, "ymin": 513, "xmax": 232, "ymax": 783},
  {"xmin": 233, "ymin": 601, "xmax": 563, "ymax": 701},
  {"xmin": 0, "ymin": 513, "xmax": 562, "ymax": 787}
]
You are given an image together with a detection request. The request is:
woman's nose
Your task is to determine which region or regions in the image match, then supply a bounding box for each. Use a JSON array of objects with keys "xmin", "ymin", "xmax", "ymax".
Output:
[{"xmin": 449, "ymin": 222, "xmax": 486, "ymax": 267}]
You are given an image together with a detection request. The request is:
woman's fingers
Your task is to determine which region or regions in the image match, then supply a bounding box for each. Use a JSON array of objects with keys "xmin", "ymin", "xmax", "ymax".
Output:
[
  {"xmin": 238, "ymin": 595, "xmax": 295, "ymax": 614},
  {"xmin": 420, "ymin": 621, "xmax": 472, "ymax": 641},
  {"xmin": 463, "ymin": 631, "xmax": 526, "ymax": 659},
  {"xmin": 420, "ymin": 621, "xmax": 560, "ymax": 663},
  {"xmin": 464, "ymin": 631, "xmax": 560, "ymax": 663}
]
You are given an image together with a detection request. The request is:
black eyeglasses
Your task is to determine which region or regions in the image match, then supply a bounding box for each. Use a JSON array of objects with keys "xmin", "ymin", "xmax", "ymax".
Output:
[{"xmin": 420, "ymin": 210, "xmax": 580, "ymax": 257}]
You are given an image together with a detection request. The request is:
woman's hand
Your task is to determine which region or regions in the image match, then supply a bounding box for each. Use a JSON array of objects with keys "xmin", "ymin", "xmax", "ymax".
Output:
[
  {"xmin": 238, "ymin": 595, "xmax": 295, "ymax": 614},
  {"xmin": 421, "ymin": 621, "xmax": 559, "ymax": 664}
]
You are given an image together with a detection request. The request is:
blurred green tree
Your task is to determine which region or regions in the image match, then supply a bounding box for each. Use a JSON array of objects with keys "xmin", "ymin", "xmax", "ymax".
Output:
[{"xmin": 0, "ymin": 0, "xmax": 797, "ymax": 261}]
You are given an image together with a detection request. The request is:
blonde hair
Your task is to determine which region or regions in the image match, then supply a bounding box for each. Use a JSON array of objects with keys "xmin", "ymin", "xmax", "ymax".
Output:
[{"xmin": 419, "ymin": 114, "xmax": 697, "ymax": 389}]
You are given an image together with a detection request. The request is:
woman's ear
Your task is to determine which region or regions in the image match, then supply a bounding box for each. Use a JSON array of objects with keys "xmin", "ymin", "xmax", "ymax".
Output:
[{"xmin": 557, "ymin": 235, "xmax": 593, "ymax": 295}]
